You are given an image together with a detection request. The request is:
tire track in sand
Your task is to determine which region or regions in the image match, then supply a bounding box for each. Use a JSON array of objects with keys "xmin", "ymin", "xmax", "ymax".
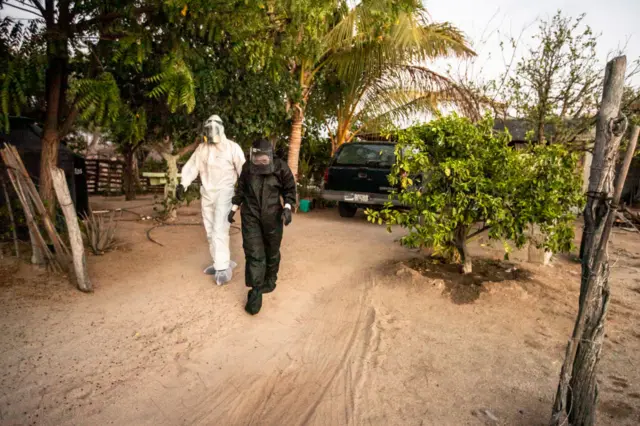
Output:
[{"xmin": 178, "ymin": 272, "xmax": 385, "ymax": 426}]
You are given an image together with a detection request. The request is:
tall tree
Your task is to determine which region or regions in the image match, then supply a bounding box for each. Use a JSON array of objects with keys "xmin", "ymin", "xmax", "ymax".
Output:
[
  {"xmin": 104, "ymin": 107, "xmax": 146, "ymax": 200},
  {"xmin": 0, "ymin": 0, "xmax": 274, "ymax": 216},
  {"xmin": 321, "ymin": 8, "xmax": 477, "ymax": 152},
  {"xmin": 272, "ymin": 0, "xmax": 474, "ymax": 176},
  {"xmin": 504, "ymin": 11, "xmax": 601, "ymax": 145}
]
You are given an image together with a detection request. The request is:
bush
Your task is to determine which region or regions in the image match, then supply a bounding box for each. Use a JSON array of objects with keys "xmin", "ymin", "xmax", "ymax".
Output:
[
  {"xmin": 367, "ymin": 114, "xmax": 584, "ymax": 273},
  {"xmin": 82, "ymin": 211, "xmax": 118, "ymax": 255}
]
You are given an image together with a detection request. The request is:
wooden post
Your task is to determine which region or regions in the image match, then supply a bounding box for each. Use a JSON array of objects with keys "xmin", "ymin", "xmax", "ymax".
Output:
[
  {"xmin": 28, "ymin": 229, "xmax": 45, "ymax": 265},
  {"xmin": 1, "ymin": 173, "xmax": 19, "ymax": 258},
  {"xmin": 51, "ymin": 167, "xmax": 92, "ymax": 292},
  {"xmin": 1, "ymin": 146, "xmax": 57, "ymax": 269},
  {"xmin": 6, "ymin": 145, "xmax": 70, "ymax": 263},
  {"xmin": 550, "ymin": 56, "xmax": 628, "ymax": 426}
]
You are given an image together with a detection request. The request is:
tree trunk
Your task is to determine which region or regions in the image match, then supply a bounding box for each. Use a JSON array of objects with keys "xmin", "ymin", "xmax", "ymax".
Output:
[
  {"xmin": 165, "ymin": 155, "xmax": 179, "ymax": 196},
  {"xmin": 51, "ymin": 168, "xmax": 92, "ymax": 292},
  {"xmin": 87, "ymin": 128, "xmax": 101, "ymax": 155},
  {"xmin": 161, "ymin": 152, "xmax": 179, "ymax": 220},
  {"xmin": 454, "ymin": 225, "xmax": 472, "ymax": 274},
  {"xmin": 287, "ymin": 104, "xmax": 304, "ymax": 179},
  {"xmin": 333, "ymin": 121, "xmax": 350, "ymax": 155},
  {"xmin": 123, "ymin": 147, "xmax": 137, "ymax": 201},
  {"xmin": 40, "ymin": 125, "xmax": 61, "ymax": 218},
  {"xmin": 40, "ymin": 39, "xmax": 67, "ymax": 219},
  {"xmin": 132, "ymin": 151, "xmax": 142, "ymax": 193},
  {"xmin": 551, "ymin": 56, "xmax": 628, "ymax": 426},
  {"xmin": 537, "ymin": 116, "xmax": 546, "ymax": 144}
]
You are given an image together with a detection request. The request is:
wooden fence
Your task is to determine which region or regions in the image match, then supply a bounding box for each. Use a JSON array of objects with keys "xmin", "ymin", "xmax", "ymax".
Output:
[
  {"xmin": 86, "ymin": 159, "xmax": 123, "ymax": 195},
  {"xmin": 86, "ymin": 159, "xmax": 174, "ymax": 195}
]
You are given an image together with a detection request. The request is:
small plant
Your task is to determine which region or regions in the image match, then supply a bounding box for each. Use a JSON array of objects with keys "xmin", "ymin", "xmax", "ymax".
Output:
[
  {"xmin": 82, "ymin": 211, "xmax": 118, "ymax": 255},
  {"xmin": 154, "ymin": 183, "xmax": 199, "ymax": 220},
  {"xmin": 297, "ymin": 156, "xmax": 313, "ymax": 200}
]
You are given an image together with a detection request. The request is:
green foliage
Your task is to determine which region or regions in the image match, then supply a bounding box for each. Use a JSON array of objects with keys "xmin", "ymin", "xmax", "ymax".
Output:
[
  {"xmin": 73, "ymin": 73, "xmax": 123, "ymax": 126},
  {"xmin": 153, "ymin": 182, "xmax": 199, "ymax": 218},
  {"xmin": 504, "ymin": 11, "xmax": 601, "ymax": 145},
  {"xmin": 367, "ymin": 114, "xmax": 585, "ymax": 268},
  {"xmin": 622, "ymin": 86, "xmax": 640, "ymax": 127},
  {"xmin": 300, "ymin": 130, "xmax": 332, "ymax": 181},
  {"xmin": 0, "ymin": 18, "xmax": 46, "ymax": 129},
  {"xmin": 147, "ymin": 56, "xmax": 196, "ymax": 114},
  {"xmin": 511, "ymin": 143, "xmax": 585, "ymax": 253},
  {"xmin": 319, "ymin": 1, "xmax": 478, "ymax": 147},
  {"xmin": 106, "ymin": 106, "xmax": 147, "ymax": 148}
]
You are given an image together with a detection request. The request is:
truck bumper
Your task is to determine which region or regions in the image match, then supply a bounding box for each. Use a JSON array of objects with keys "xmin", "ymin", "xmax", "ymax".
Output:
[{"xmin": 320, "ymin": 190, "xmax": 402, "ymax": 207}]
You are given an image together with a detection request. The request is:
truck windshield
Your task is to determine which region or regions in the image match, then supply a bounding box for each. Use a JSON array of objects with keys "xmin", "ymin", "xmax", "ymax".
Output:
[{"xmin": 335, "ymin": 144, "xmax": 396, "ymax": 167}]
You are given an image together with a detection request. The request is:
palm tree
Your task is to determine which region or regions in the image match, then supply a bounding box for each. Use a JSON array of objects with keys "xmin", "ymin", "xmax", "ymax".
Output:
[
  {"xmin": 326, "ymin": 63, "xmax": 481, "ymax": 152},
  {"xmin": 281, "ymin": 0, "xmax": 475, "ymax": 176}
]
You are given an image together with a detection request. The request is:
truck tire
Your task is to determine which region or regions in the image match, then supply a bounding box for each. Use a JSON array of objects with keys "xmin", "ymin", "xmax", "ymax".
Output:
[{"xmin": 338, "ymin": 202, "xmax": 358, "ymax": 218}]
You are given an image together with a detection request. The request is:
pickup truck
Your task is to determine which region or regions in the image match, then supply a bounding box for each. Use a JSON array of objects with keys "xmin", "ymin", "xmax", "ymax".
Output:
[{"xmin": 321, "ymin": 141, "xmax": 401, "ymax": 217}]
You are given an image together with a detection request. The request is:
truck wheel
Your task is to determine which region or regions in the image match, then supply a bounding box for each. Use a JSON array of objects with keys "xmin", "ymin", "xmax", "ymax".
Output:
[{"xmin": 338, "ymin": 202, "xmax": 358, "ymax": 218}]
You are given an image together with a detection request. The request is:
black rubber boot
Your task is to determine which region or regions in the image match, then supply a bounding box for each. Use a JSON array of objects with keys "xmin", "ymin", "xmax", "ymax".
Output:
[
  {"xmin": 261, "ymin": 280, "xmax": 276, "ymax": 294},
  {"xmin": 245, "ymin": 289, "xmax": 263, "ymax": 315}
]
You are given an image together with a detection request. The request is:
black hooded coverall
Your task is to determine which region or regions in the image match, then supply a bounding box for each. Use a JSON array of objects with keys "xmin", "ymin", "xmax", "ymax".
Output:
[{"xmin": 232, "ymin": 158, "xmax": 297, "ymax": 293}]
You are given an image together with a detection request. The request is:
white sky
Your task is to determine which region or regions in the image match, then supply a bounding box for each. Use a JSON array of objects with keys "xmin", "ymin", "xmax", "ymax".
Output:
[{"xmin": 426, "ymin": 0, "xmax": 640, "ymax": 86}]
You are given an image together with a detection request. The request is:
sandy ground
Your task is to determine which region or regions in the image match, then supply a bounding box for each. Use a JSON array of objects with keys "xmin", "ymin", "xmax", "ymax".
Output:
[{"xmin": 1, "ymin": 195, "xmax": 640, "ymax": 426}]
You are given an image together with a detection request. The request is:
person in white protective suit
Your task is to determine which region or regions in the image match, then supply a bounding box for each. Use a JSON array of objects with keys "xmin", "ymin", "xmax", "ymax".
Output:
[{"xmin": 175, "ymin": 115, "xmax": 245, "ymax": 285}]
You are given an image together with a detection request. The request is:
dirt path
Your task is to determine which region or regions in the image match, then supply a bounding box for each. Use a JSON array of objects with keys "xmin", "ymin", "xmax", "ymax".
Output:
[{"xmin": 1, "ymin": 197, "xmax": 640, "ymax": 425}]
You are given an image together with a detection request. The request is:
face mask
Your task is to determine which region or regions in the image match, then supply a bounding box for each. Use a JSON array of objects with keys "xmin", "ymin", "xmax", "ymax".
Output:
[
  {"xmin": 249, "ymin": 144, "xmax": 275, "ymax": 175},
  {"xmin": 203, "ymin": 115, "xmax": 225, "ymax": 144}
]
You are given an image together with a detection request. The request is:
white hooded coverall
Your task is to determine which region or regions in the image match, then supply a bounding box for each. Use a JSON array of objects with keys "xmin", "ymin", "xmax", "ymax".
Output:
[{"xmin": 180, "ymin": 116, "xmax": 245, "ymax": 273}]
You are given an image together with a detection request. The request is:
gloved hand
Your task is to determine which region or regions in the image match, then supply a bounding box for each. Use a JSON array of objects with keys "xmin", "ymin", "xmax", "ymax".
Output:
[
  {"xmin": 282, "ymin": 207, "xmax": 292, "ymax": 226},
  {"xmin": 175, "ymin": 184, "xmax": 185, "ymax": 201},
  {"xmin": 228, "ymin": 209, "xmax": 236, "ymax": 224}
]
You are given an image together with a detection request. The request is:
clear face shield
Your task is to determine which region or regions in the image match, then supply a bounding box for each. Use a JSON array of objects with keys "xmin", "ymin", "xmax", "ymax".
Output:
[
  {"xmin": 249, "ymin": 145, "xmax": 275, "ymax": 175},
  {"xmin": 203, "ymin": 115, "xmax": 225, "ymax": 144}
]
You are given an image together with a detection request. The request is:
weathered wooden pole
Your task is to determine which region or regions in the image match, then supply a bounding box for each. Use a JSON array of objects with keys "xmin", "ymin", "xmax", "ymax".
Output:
[
  {"xmin": 550, "ymin": 56, "xmax": 628, "ymax": 426},
  {"xmin": 51, "ymin": 168, "xmax": 93, "ymax": 292},
  {"xmin": 1, "ymin": 173, "xmax": 20, "ymax": 258}
]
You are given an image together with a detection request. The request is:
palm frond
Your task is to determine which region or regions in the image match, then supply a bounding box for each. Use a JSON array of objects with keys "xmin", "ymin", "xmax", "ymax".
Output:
[
  {"xmin": 334, "ymin": 64, "xmax": 481, "ymax": 139},
  {"xmin": 325, "ymin": 6, "xmax": 475, "ymax": 83}
]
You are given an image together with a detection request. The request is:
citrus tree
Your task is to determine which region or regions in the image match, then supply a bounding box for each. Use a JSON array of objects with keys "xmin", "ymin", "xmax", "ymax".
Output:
[{"xmin": 367, "ymin": 114, "xmax": 584, "ymax": 273}]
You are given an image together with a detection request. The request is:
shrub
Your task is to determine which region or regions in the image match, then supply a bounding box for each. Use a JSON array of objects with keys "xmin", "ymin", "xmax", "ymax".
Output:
[{"xmin": 367, "ymin": 114, "xmax": 584, "ymax": 273}]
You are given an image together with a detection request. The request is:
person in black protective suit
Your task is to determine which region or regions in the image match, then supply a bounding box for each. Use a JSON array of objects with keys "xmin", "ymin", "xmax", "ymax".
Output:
[{"xmin": 228, "ymin": 138, "xmax": 297, "ymax": 315}]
